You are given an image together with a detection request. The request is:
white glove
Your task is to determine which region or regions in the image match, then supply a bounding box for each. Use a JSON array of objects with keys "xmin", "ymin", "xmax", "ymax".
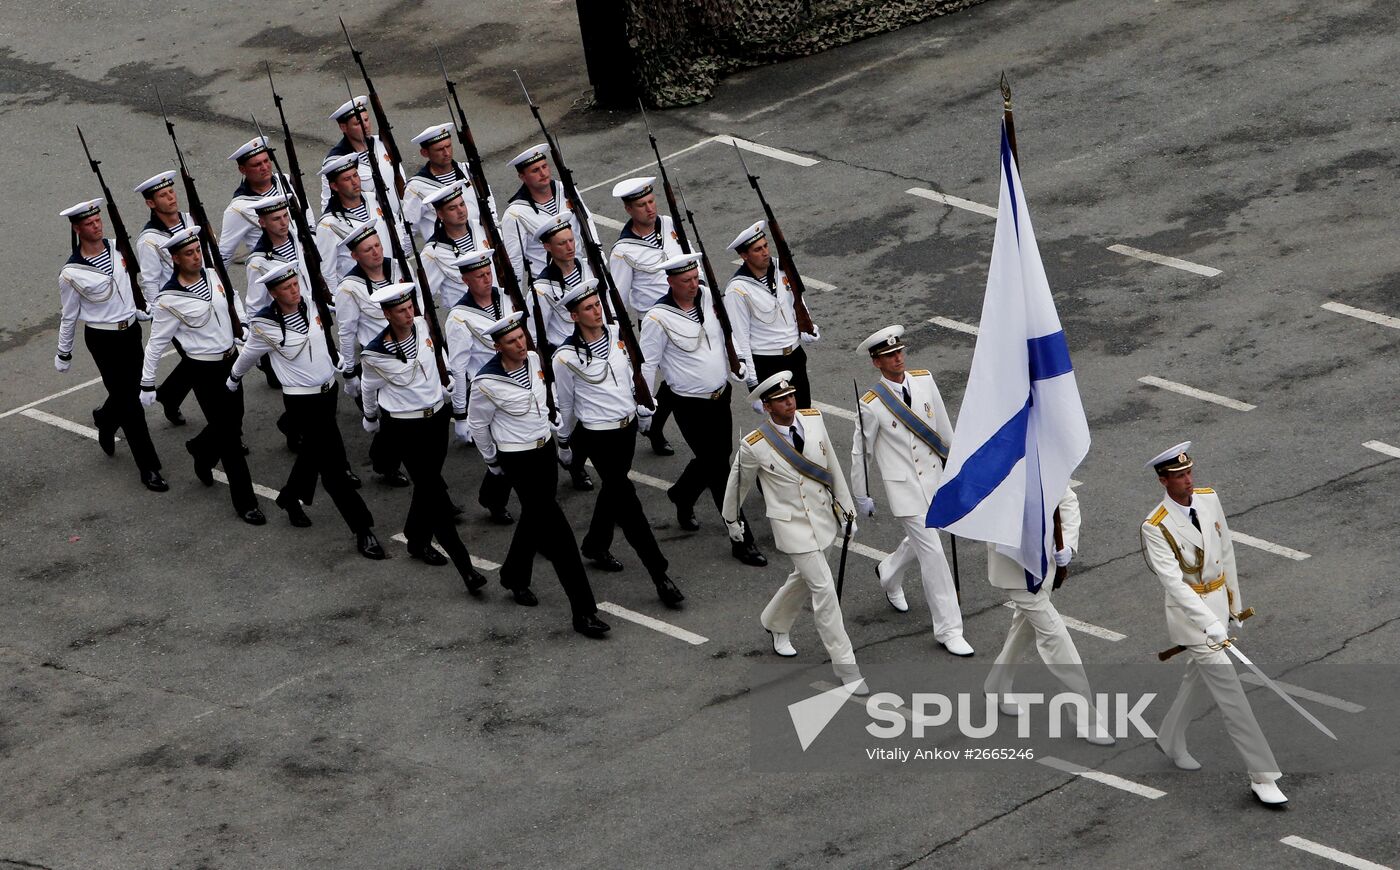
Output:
[
  {"xmin": 636, "ymin": 405, "xmax": 653, "ymax": 434},
  {"xmin": 557, "ymin": 443, "xmax": 574, "ymax": 466},
  {"xmin": 1204, "ymin": 621, "xmax": 1228, "ymax": 645},
  {"xmin": 856, "ymin": 495, "xmax": 876, "ymax": 517},
  {"xmin": 800, "ymin": 324, "xmax": 820, "ymax": 344},
  {"xmin": 1053, "ymin": 546, "xmax": 1073, "ymax": 567},
  {"xmin": 54, "ymin": 354, "xmax": 71, "ymax": 373},
  {"xmin": 139, "ymin": 387, "xmax": 157, "ymax": 408},
  {"xmin": 343, "ymin": 376, "xmax": 360, "ymax": 397},
  {"xmin": 134, "ymin": 307, "xmax": 153, "ymax": 322},
  {"xmin": 453, "ymin": 420, "xmax": 472, "ymax": 444},
  {"xmin": 225, "ymin": 376, "xmax": 240, "ymax": 393},
  {"xmin": 236, "ymin": 324, "xmax": 249, "ymax": 346},
  {"xmin": 726, "ymin": 520, "xmax": 747, "ymax": 543},
  {"xmin": 846, "ymin": 517, "xmax": 858, "ymax": 537},
  {"xmin": 486, "ymin": 461, "xmax": 504, "ymax": 476},
  {"xmin": 362, "ymin": 416, "xmax": 379, "ymax": 434},
  {"xmin": 446, "ymin": 373, "xmax": 456, "ymax": 393}
]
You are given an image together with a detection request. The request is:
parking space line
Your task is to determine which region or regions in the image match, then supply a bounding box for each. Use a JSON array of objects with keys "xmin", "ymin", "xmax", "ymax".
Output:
[
  {"xmin": 906, "ymin": 187, "xmax": 997, "ymax": 218},
  {"xmin": 1001, "ymin": 602, "xmax": 1126, "ymax": 642},
  {"xmin": 1231, "ymin": 531, "xmax": 1309, "ymax": 561},
  {"xmin": 1322, "ymin": 301, "xmax": 1400, "ymax": 331},
  {"xmin": 597, "ymin": 601, "xmax": 709, "ymax": 644},
  {"xmin": 1106, "ymin": 244, "xmax": 1222, "ymax": 278},
  {"xmin": 389, "ymin": 533, "xmax": 502, "ymax": 572},
  {"xmin": 2, "ymin": 376, "xmax": 106, "ymax": 420},
  {"xmin": 1362, "ymin": 439, "xmax": 1400, "ymax": 460},
  {"xmin": 848, "ymin": 541, "xmax": 891, "ymax": 563},
  {"xmin": 1280, "ymin": 836, "xmax": 1392, "ymax": 870},
  {"xmin": 209, "ymin": 469, "xmax": 279, "ymax": 501},
  {"xmin": 1036, "ymin": 755, "xmax": 1166, "ymax": 799},
  {"xmin": 728, "ymin": 258, "xmax": 836, "ymax": 291},
  {"xmin": 927, "ymin": 316, "xmax": 980, "ymax": 336},
  {"xmin": 1238, "ymin": 674, "xmax": 1365, "ymax": 714},
  {"xmin": 580, "ymin": 134, "xmax": 723, "ymax": 194},
  {"xmin": 21, "ymin": 407, "xmax": 116, "ymax": 441},
  {"xmin": 592, "ymin": 214, "xmax": 625, "ymax": 231},
  {"xmin": 713, "ymin": 135, "xmax": 820, "ymax": 167},
  {"xmin": 811, "ymin": 400, "xmax": 856, "ymax": 421},
  {"xmin": 1137, "ymin": 376, "xmax": 1256, "ymax": 411}
]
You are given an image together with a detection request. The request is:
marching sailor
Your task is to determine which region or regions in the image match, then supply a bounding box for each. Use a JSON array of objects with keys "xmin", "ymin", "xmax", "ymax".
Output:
[
  {"xmin": 359, "ymin": 283, "xmax": 486, "ymax": 592},
  {"xmin": 219, "ymin": 136, "xmax": 301, "ymax": 267},
  {"xmin": 315, "ymin": 153, "xmax": 391, "ymax": 291},
  {"xmin": 418, "ymin": 182, "xmax": 485, "ymax": 311},
  {"xmin": 723, "ymin": 220, "xmax": 818, "ymax": 407},
  {"xmin": 640, "ymin": 254, "xmax": 766, "ymax": 568},
  {"xmin": 133, "ymin": 170, "xmax": 196, "ymax": 427},
  {"xmin": 56, "ymin": 198, "xmax": 165, "ymax": 491},
  {"xmin": 530, "ymin": 216, "xmax": 594, "ymax": 350},
  {"xmin": 722, "ymin": 372, "xmax": 864, "ymax": 692},
  {"xmin": 467, "ymin": 312, "xmax": 611, "ymax": 638},
  {"xmin": 227, "ymin": 262, "xmax": 385, "ymax": 558},
  {"xmin": 1141, "ymin": 442, "xmax": 1285, "ymax": 805},
  {"xmin": 552, "ymin": 281, "xmax": 685, "ymax": 607},
  {"xmin": 318, "ymin": 96, "xmax": 404, "ymax": 221},
  {"xmin": 499, "ymin": 144, "xmax": 599, "ymax": 288},
  {"xmin": 138, "ymin": 226, "xmax": 261, "ymax": 523},
  {"xmin": 401, "ymin": 122, "xmax": 496, "ymax": 246},
  {"xmin": 850, "ymin": 326, "xmax": 971, "ymax": 656}
]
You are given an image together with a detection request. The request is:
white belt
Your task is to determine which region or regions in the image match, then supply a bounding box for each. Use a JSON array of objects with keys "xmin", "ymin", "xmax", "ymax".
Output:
[
  {"xmin": 283, "ymin": 380, "xmax": 336, "ymax": 396},
  {"xmin": 387, "ymin": 399, "xmax": 445, "ymax": 419},
  {"xmin": 753, "ymin": 344, "xmax": 796, "ymax": 356},
  {"xmin": 86, "ymin": 316, "xmax": 136, "ymax": 331},
  {"xmin": 498, "ymin": 435, "xmax": 553, "ymax": 452},
  {"xmin": 670, "ymin": 386, "xmax": 727, "ymax": 400},
  {"xmin": 581, "ymin": 413, "xmax": 636, "ymax": 431},
  {"xmin": 188, "ymin": 348, "xmax": 238, "ymax": 362}
]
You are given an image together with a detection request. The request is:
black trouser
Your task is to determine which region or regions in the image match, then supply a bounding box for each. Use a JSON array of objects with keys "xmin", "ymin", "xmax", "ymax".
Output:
[
  {"xmin": 669, "ymin": 385, "xmax": 755, "ymax": 545},
  {"xmin": 382, "ymin": 409, "xmax": 472, "ymax": 570},
  {"xmin": 753, "ymin": 345, "xmax": 811, "ymax": 409},
  {"xmin": 187, "ymin": 355, "xmax": 257, "ymax": 514},
  {"xmin": 281, "ymin": 387, "xmax": 373, "ymax": 533},
  {"xmin": 498, "ymin": 442, "xmax": 598, "ymax": 619},
  {"xmin": 576, "ymin": 420, "xmax": 667, "ymax": 580},
  {"xmin": 478, "ymin": 463, "xmax": 513, "ymax": 513},
  {"xmin": 85, "ymin": 324, "xmax": 160, "ymax": 473},
  {"xmin": 155, "ymin": 337, "xmax": 196, "ymax": 413},
  {"xmin": 648, "ymin": 382, "xmax": 673, "ymax": 442}
]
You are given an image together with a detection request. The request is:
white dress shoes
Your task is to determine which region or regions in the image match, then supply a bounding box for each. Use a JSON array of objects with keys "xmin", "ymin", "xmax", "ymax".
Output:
[
  {"xmin": 1155, "ymin": 739, "xmax": 1202, "ymax": 770},
  {"xmin": 941, "ymin": 636, "xmax": 974, "ymax": 657},
  {"xmin": 768, "ymin": 630, "xmax": 797, "ymax": 657},
  {"xmin": 1251, "ymin": 780, "xmax": 1288, "ymax": 805}
]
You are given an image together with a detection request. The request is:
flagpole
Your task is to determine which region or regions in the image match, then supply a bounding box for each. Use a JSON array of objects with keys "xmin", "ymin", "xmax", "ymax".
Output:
[{"xmin": 999, "ymin": 71, "xmax": 1019, "ymax": 167}]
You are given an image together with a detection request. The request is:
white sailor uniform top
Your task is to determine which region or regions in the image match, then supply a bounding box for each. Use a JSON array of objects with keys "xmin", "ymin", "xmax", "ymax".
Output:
[
  {"xmin": 467, "ymin": 350, "xmax": 553, "ymax": 463},
  {"xmin": 314, "ymin": 190, "xmax": 391, "ymax": 290},
  {"xmin": 318, "ymin": 135, "xmax": 403, "ymax": 219},
  {"xmin": 499, "ymin": 180, "xmax": 599, "ymax": 288},
  {"xmin": 245, "ymin": 231, "xmax": 315, "ymax": 313},
  {"xmin": 135, "ymin": 211, "xmax": 194, "ymax": 299},
  {"xmin": 532, "ymin": 257, "xmax": 594, "ymax": 347},
  {"xmin": 609, "ymin": 215, "xmax": 686, "ymax": 314},
  {"xmin": 141, "ymin": 268, "xmax": 245, "ymax": 386},
  {"xmin": 57, "ymin": 241, "xmax": 141, "ymax": 356},
  {"xmin": 334, "ymin": 261, "xmax": 423, "ymax": 366},
  {"xmin": 446, "ymin": 289, "xmax": 515, "ymax": 416},
  {"xmin": 724, "ymin": 260, "xmax": 801, "ymax": 376},
  {"xmin": 230, "ymin": 301, "xmax": 336, "ymax": 392},
  {"xmin": 553, "ymin": 325, "xmax": 636, "ymax": 438},
  {"xmin": 401, "ymin": 160, "xmax": 497, "ymax": 244},
  {"xmin": 639, "ymin": 288, "xmax": 728, "ymax": 399},
  {"xmin": 360, "ymin": 317, "xmax": 442, "ymax": 418},
  {"xmin": 218, "ymin": 173, "xmax": 301, "ymax": 266}
]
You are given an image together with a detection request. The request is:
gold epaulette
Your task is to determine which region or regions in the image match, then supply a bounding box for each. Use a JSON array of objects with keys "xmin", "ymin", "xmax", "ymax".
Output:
[
  {"xmin": 861, "ymin": 390, "xmax": 877, "ymax": 404},
  {"xmin": 1193, "ymin": 487, "xmax": 1215, "ymax": 494},
  {"xmin": 798, "ymin": 408, "xmax": 820, "ymax": 416},
  {"xmin": 745, "ymin": 431, "xmax": 763, "ymax": 445},
  {"xmin": 908, "ymin": 369, "xmax": 931, "ymax": 376},
  {"xmin": 1147, "ymin": 506, "xmax": 1167, "ymax": 526}
]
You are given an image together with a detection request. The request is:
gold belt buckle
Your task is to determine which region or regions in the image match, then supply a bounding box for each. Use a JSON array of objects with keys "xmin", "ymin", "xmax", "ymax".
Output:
[
  {"xmin": 536, "ymin": 437, "xmax": 546, "ymax": 448},
  {"xmin": 116, "ymin": 318, "xmax": 130, "ymax": 330},
  {"xmin": 781, "ymin": 345, "xmax": 793, "ymax": 355}
]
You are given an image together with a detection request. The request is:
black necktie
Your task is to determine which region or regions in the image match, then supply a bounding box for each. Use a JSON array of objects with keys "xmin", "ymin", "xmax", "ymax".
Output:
[
  {"xmin": 901, "ymin": 385, "xmax": 912, "ymax": 406},
  {"xmin": 1189, "ymin": 508, "xmax": 1201, "ymax": 532},
  {"xmin": 790, "ymin": 426, "xmax": 804, "ymax": 453}
]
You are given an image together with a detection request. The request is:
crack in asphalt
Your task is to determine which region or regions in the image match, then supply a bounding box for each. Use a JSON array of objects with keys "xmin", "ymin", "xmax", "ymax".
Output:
[
  {"xmin": 1227, "ymin": 459, "xmax": 1392, "ymax": 521},
  {"xmin": 896, "ymin": 779, "xmax": 1072, "ymax": 867}
]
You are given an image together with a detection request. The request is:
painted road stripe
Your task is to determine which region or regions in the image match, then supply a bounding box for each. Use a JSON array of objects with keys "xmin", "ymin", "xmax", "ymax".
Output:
[
  {"xmin": 1231, "ymin": 531, "xmax": 1310, "ymax": 561},
  {"xmin": 713, "ymin": 135, "xmax": 820, "ymax": 167},
  {"xmin": 628, "ymin": 468, "xmax": 672, "ymax": 491},
  {"xmin": 1001, "ymin": 601, "xmax": 1126, "ymax": 642},
  {"xmin": 1322, "ymin": 301, "xmax": 1400, "ymax": 331},
  {"xmin": 728, "ymin": 258, "xmax": 835, "ymax": 292},
  {"xmin": 1037, "ymin": 755, "xmax": 1166, "ymax": 799},
  {"xmin": 580, "ymin": 135, "xmax": 723, "ymax": 194},
  {"xmin": 1238, "ymin": 674, "xmax": 1365, "ymax": 714},
  {"xmin": 848, "ymin": 541, "xmax": 892, "ymax": 563},
  {"xmin": 1106, "ymin": 244, "xmax": 1222, "ymax": 278},
  {"xmin": 21, "ymin": 407, "xmax": 118, "ymax": 441},
  {"xmin": 389, "ymin": 533, "xmax": 502, "ymax": 572},
  {"xmin": 1137, "ymin": 376, "xmax": 1256, "ymax": 411},
  {"xmin": 1362, "ymin": 439, "xmax": 1400, "ymax": 460},
  {"xmin": 597, "ymin": 601, "xmax": 709, "ymax": 645},
  {"xmin": 906, "ymin": 187, "xmax": 997, "ymax": 218},
  {"xmin": 210, "ymin": 469, "xmax": 279, "ymax": 501},
  {"xmin": 1280, "ymin": 836, "xmax": 1392, "ymax": 870},
  {"xmin": 927, "ymin": 316, "xmax": 979, "ymax": 336},
  {"xmin": 2, "ymin": 376, "xmax": 106, "ymax": 420},
  {"xmin": 592, "ymin": 214, "xmax": 625, "ymax": 231},
  {"xmin": 811, "ymin": 400, "xmax": 856, "ymax": 421}
]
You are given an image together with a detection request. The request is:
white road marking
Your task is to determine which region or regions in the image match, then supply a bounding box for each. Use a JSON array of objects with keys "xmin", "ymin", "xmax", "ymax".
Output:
[
  {"xmin": 1069, "ymin": 479, "xmax": 1083, "ymax": 489},
  {"xmin": 1001, "ymin": 601, "xmax": 1126, "ymax": 642},
  {"xmin": 848, "ymin": 541, "xmax": 891, "ymax": 563},
  {"xmin": 1238, "ymin": 674, "xmax": 1365, "ymax": 714},
  {"xmin": 712, "ymin": 135, "xmax": 821, "ymax": 167},
  {"xmin": 209, "ymin": 469, "xmax": 279, "ymax": 501},
  {"xmin": 1362, "ymin": 439, "xmax": 1400, "ymax": 460},
  {"xmin": 906, "ymin": 187, "xmax": 998, "ymax": 218},
  {"xmin": 597, "ymin": 601, "xmax": 709, "ymax": 645},
  {"xmin": 811, "ymin": 400, "xmax": 856, "ymax": 421},
  {"xmin": 1106, "ymin": 244, "xmax": 1222, "ymax": 278},
  {"xmin": 21, "ymin": 407, "xmax": 117, "ymax": 441},
  {"xmin": 2, "ymin": 376, "xmax": 105, "ymax": 420},
  {"xmin": 927, "ymin": 315, "xmax": 980, "ymax": 336},
  {"xmin": 1036, "ymin": 755, "xmax": 1166, "ymax": 799},
  {"xmin": 1322, "ymin": 301, "xmax": 1400, "ymax": 331},
  {"xmin": 592, "ymin": 214, "xmax": 625, "ymax": 231},
  {"xmin": 580, "ymin": 135, "xmax": 723, "ymax": 194},
  {"xmin": 388, "ymin": 533, "xmax": 502, "ymax": 571},
  {"xmin": 727, "ymin": 258, "xmax": 836, "ymax": 291},
  {"xmin": 628, "ymin": 468, "xmax": 672, "ymax": 491},
  {"xmin": 1137, "ymin": 376, "xmax": 1256, "ymax": 411},
  {"xmin": 1280, "ymin": 836, "xmax": 1392, "ymax": 870},
  {"xmin": 1231, "ymin": 531, "xmax": 1310, "ymax": 561}
]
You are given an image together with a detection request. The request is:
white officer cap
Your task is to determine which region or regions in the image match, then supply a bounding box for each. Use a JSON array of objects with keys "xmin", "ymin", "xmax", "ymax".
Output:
[
  {"xmin": 256, "ymin": 260, "xmax": 300, "ymax": 288},
  {"xmin": 486, "ymin": 311, "xmax": 527, "ymax": 339},
  {"xmin": 534, "ymin": 215, "xmax": 573, "ymax": 243},
  {"xmin": 727, "ymin": 219, "xmax": 767, "ymax": 252},
  {"xmin": 370, "ymin": 282, "xmax": 417, "ymax": 308},
  {"xmin": 424, "ymin": 182, "xmax": 465, "ymax": 210},
  {"xmin": 61, "ymin": 198, "xmax": 105, "ymax": 222},
  {"xmin": 858, "ymin": 325, "xmax": 906, "ymax": 357},
  {"xmin": 412, "ymin": 123, "xmax": 454, "ymax": 147},
  {"xmin": 1147, "ymin": 441, "xmax": 1193, "ymax": 474},
  {"xmin": 228, "ymin": 136, "xmax": 272, "ymax": 164},
  {"xmin": 339, "ymin": 221, "xmax": 380, "ymax": 251},
  {"xmin": 611, "ymin": 176, "xmax": 655, "ymax": 202},
  {"xmin": 134, "ymin": 170, "xmax": 177, "ymax": 196},
  {"xmin": 449, "ymin": 247, "xmax": 495, "ymax": 273},
  {"xmin": 330, "ymin": 95, "xmax": 369, "ymax": 122},
  {"xmin": 507, "ymin": 143, "xmax": 548, "ymax": 170},
  {"xmin": 560, "ymin": 279, "xmax": 601, "ymax": 310},
  {"xmin": 320, "ymin": 153, "xmax": 360, "ymax": 179},
  {"xmin": 749, "ymin": 370, "xmax": 796, "ymax": 404},
  {"xmin": 161, "ymin": 225, "xmax": 203, "ymax": 251},
  {"xmin": 250, "ymin": 194, "xmax": 291, "ymax": 216},
  {"xmin": 659, "ymin": 252, "xmax": 702, "ymax": 275}
]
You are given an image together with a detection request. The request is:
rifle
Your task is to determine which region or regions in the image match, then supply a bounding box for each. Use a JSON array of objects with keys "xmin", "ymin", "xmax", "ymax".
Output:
[
  {"xmin": 156, "ymin": 87, "xmax": 242, "ymax": 337},
  {"xmin": 252, "ymin": 105, "xmax": 340, "ymax": 367},
  {"xmin": 732, "ymin": 142, "xmax": 816, "ymax": 337},
  {"xmin": 341, "ymin": 77, "xmax": 415, "ymax": 290},
  {"xmin": 515, "ymin": 71, "xmax": 655, "ymax": 410},
  {"xmin": 516, "ymin": 224, "xmax": 559, "ymax": 425},
  {"xmin": 638, "ymin": 101, "xmax": 691, "ymax": 253},
  {"xmin": 676, "ymin": 182, "xmax": 743, "ymax": 377},
  {"xmin": 437, "ymin": 50, "xmax": 530, "ymax": 320},
  {"xmin": 402, "ymin": 216, "xmax": 451, "ymax": 387},
  {"xmin": 339, "ymin": 17, "xmax": 405, "ymax": 199},
  {"xmin": 76, "ymin": 126, "xmax": 146, "ymax": 312}
]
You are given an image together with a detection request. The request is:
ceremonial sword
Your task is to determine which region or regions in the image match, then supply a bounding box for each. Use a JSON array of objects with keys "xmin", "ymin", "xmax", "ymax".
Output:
[{"xmin": 1222, "ymin": 640, "xmax": 1337, "ymax": 740}]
